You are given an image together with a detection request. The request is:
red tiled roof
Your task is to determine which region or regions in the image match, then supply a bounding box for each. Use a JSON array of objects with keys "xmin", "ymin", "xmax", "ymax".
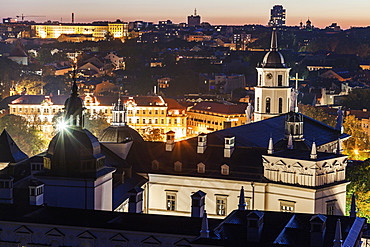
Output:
[{"xmin": 190, "ymin": 101, "xmax": 247, "ymax": 115}]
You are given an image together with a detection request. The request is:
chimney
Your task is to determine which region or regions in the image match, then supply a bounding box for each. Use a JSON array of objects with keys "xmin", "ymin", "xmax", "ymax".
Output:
[
  {"xmin": 128, "ymin": 187, "xmax": 144, "ymax": 213},
  {"xmin": 246, "ymin": 211, "xmax": 264, "ymax": 243},
  {"xmin": 191, "ymin": 190, "xmax": 206, "ymax": 217},
  {"xmin": 310, "ymin": 142, "xmax": 317, "ymax": 160},
  {"xmin": 165, "ymin": 131, "xmax": 175, "ymax": 151},
  {"xmin": 310, "ymin": 214, "xmax": 327, "ymax": 247},
  {"xmin": 224, "ymin": 136, "xmax": 235, "ymax": 158},
  {"xmin": 199, "ymin": 210, "xmax": 210, "ymax": 238},
  {"xmin": 72, "ymin": 13, "xmax": 74, "ymax": 23},
  {"xmin": 267, "ymin": 137, "xmax": 274, "ymax": 154},
  {"xmin": 197, "ymin": 134, "xmax": 207, "ymax": 154},
  {"xmin": 0, "ymin": 176, "xmax": 14, "ymax": 204},
  {"xmin": 29, "ymin": 179, "xmax": 44, "ymax": 206}
]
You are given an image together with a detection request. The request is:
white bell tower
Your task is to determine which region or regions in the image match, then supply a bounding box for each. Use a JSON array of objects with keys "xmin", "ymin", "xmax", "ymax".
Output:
[{"xmin": 254, "ymin": 29, "xmax": 292, "ymax": 122}]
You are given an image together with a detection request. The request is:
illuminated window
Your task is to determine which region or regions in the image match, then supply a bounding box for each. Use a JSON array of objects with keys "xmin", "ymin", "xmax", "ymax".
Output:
[
  {"xmin": 166, "ymin": 192, "xmax": 176, "ymax": 211},
  {"xmin": 216, "ymin": 196, "xmax": 227, "ymax": 216},
  {"xmin": 155, "ymin": 119, "xmax": 158, "ymax": 124},
  {"xmin": 280, "ymin": 200, "xmax": 295, "ymax": 212},
  {"xmin": 266, "ymin": 98, "xmax": 271, "ymax": 113},
  {"xmin": 161, "ymin": 119, "xmax": 164, "ymax": 124},
  {"xmin": 143, "ymin": 119, "xmax": 146, "ymax": 124}
]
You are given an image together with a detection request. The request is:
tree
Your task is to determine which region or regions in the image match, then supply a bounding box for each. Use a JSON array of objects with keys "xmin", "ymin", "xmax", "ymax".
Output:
[
  {"xmin": 342, "ymin": 89, "xmax": 370, "ymax": 110},
  {"xmin": 346, "ymin": 160, "xmax": 370, "ymax": 220},
  {"xmin": 298, "ymin": 105, "xmax": 336, "ymax": 127},
  {"xmin": 84, "ymin": 112, "xmax": 110, "ymax": 136},
  {"xmin": 140, "ymin": 128, "xmax": 165, "ymax": 142},
  {"xmin": 342, "ymin": 115, "xmax": 370, "ymax": 160},
  {"xmin": 0, "ymin": 114, "xmax": 48, "ymax": 156}
]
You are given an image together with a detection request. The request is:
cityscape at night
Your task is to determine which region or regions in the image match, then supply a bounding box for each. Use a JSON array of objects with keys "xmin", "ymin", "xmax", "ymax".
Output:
[{"xmin": 0, "ymin": 2, "xmax": 370, "ymax": 246}]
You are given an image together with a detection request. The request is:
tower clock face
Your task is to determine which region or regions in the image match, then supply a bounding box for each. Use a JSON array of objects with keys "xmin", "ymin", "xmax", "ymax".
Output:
[{"xmin": 266, "ymin": 73, "xmax": 273, "ymax": 79}]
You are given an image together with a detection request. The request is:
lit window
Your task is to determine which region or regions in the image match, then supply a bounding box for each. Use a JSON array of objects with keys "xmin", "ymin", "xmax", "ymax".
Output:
[
  {"xmin": 143, "ymin": 119, "xmax": 146, "ymax": 124},
  {"xmin": 166, "ymin": 192, "xmax": 176, "ymax": 211},
  {"xmin": 266, "ymin": 98, "xmax": 271, "ymax": 113},
  {"xmin": 216, "ymin": 196, "xmax": 227, "ymax": 216},
  {"xmin": 280, "ymin": 200, "xmax": 295, "ymax": 212}
]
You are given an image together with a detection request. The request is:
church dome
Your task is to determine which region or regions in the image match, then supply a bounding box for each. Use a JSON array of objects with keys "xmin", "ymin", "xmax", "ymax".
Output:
[
  {"xmin": 259, "ymin": 29, "xmax": 287, "ymax": 68},
  {"xmin": 47, "ymin": 128, "xmax": 104, "ymax": 174},
  {"xmin": 261, "ymin": 51, "xmax": 286, "ymax": 68},
  {"xmin": 99, "ymin": 125, "xmax": 144, "ymax": 143}
]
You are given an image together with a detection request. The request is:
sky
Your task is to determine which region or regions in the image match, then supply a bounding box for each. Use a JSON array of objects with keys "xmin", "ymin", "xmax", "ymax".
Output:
[{"xmin": 1, "ymin": 0, "xmax": 370, "ymax": 29}]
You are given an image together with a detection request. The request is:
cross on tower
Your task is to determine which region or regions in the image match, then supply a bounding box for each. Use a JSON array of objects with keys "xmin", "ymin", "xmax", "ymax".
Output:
[{"xmin": 290, "ymin": 73, "xmax": 304, "ymax": 90}]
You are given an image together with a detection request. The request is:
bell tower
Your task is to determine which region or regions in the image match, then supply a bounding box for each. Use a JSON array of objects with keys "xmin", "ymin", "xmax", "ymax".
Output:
[{"xmin": 254, "ymin": 29, "xmax": 292, "ymax": 121}]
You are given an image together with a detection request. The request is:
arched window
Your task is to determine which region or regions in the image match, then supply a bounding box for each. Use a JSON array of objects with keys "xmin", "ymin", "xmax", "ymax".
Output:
[
  {"xmin": 279, "ymin": 98, "xmax": 283, "ymax": 113},
  {"xmin": 266, "ymin": 98, "xmax": 271, "ymax": 113},
  {"xmin": 256, "ymin": 97, "xmax": 260, "ymax": 111}
]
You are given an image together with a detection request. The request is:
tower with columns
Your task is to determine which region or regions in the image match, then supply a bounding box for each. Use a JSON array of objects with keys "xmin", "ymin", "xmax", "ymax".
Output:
[{"xmin": 254, "ymin": 30, "xmax": 292, "ymax": 122}]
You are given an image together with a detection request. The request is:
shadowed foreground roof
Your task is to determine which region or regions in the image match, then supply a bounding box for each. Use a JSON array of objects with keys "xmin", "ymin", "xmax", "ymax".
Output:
[{"xmin": 0, "ymin": 203, "xmax": 221, "ymax": 237}]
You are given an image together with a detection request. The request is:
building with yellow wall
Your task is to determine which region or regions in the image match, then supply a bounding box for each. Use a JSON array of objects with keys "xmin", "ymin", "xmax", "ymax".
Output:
[
  {"xmin": 31, "ymin": 21, "xmax": 128, "ymax": 40},
  {"xmin": 8, "ymin": 94, "xmax": 186, "ymax": 140},
  {"xmin": 187, "ymin": 101, "xmax": 247, "ymax": 135}
]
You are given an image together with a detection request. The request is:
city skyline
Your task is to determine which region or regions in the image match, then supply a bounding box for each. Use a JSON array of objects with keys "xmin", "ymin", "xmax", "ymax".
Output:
[{"xmin": 1, "ymin": 0, "xmax": 370, "ymax": 29}]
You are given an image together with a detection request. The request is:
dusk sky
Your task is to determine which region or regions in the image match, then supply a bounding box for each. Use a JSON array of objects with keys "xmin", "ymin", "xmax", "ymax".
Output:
[{"xmin": 2, "ymin": 0, "xmax": 370, "ymax": 29}]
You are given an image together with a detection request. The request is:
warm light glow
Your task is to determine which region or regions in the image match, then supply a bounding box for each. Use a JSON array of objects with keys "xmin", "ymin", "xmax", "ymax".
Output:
[
  {"xmin": 354, "ymin": 149, "xmax": 359, "ymax": 155},
  {"xmin": 56, "ymin": 119, "xmax": 68, "ymax": 131}
]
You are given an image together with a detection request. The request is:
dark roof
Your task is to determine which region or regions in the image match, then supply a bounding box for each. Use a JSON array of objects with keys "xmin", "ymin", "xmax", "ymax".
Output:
[
  {"xmin": 196, "ymin": 209, "xmax": 365, "ymax": 247},
  {"xmin": 0, "ymin": 129, "xmax": 28, "ymax": 163},
  {"xmin": 201, "ymin": 113, "xmax": 348, "ymax": 148},
  {"xmin": 0, "ymin": 203, "xmax": 221, "ymax": 236},
  {"xmin": 190, "ymin": 101, "xmax": 247, "ymax": 115},
  {"xmin": 126, "ymin": 140, "xmax": 265, "ymax": 182},
  {"xmin": 99, "ymin": 125, "xmax": 144, "ymax": 143},
  {"xmin": 0, "ymin": 95, "xmax": 22, "ymax": 110}
]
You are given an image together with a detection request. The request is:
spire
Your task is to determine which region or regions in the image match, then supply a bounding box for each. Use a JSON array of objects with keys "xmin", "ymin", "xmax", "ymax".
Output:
[
  {"xmin": 64, "ymin": 63, "xmax": 84, "ymax": 128},
  {"xmin": 71, "ymin": 65, "xmax": 78, "ymax": 98},
  {"xmin": 238, "ymin": 186, "xmax": 246, "ymax": 210},
  {"xmin": 335, "ymin": 107, "xmax": 344, "ymax": 134},
  {"xmin": 350, "ymin": 194, "xmax": 357, "ymax": 218},
  {"xmin": 333, "ymin": 219, "xmax": 343, "ymax": 247},
  {"xmin": 200, "ymin": 210, "xmax": 210, "ymax": 238},
  {"xmin": 287, "ymin": 134, "xmax": 293, "ymax": 149},
  {"xmin": 310, "ymin": 141, "xmax": 317, "ymax": 159},
  {"xmin": 267, "ymin": 137, "xmax": 274, "ymax": 154},
  {"xmin": 194, "ymin": 8, "xmax": 197, "ymax": 16},
  {"xmin": 270, "ymin": 28, "xmax": 278, "ymax": 51}
]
